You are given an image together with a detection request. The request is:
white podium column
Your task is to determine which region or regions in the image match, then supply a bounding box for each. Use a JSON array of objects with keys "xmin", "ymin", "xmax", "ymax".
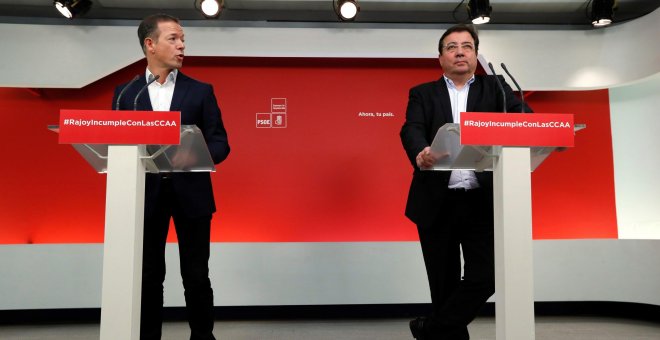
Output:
[
  {"xmin": 100, "ymin": 145, "xmax": 145, "ymax": 340},
  {"xmin": 493, "ymin": 147, "xmax": 535, "ymax": 340}
]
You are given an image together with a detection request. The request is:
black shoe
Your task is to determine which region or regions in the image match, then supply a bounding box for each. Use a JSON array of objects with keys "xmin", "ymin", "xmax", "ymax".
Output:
[{"xmin": 409, "ymin": 317, "xmax": 427, "ymax": 340}]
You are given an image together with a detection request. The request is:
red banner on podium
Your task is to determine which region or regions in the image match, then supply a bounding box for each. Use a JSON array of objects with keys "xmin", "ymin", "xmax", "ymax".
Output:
[
  {"xmin": 460, "ymin": 112, "xmax": 575, "ymax": 147},
  {"xmin": 58, "ymin": 109, "xmax": 181, "ymax": 145}
]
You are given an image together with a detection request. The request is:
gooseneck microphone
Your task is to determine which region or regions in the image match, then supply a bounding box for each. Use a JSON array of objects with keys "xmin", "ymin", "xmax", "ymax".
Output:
[
  {"xmin": 500, "ymin": 63, "xmax": 526, "ymax": 113},
  {"xmin": 114, "ymin": 75, "xmax": 140, "ymax": 110},
  {"xmin": 133, "ymin": 75, "xmax": 160, "ymax": 110},
  {"xmin": 487, "ymin": 62, "xmax": 507, "ymax": 113}
]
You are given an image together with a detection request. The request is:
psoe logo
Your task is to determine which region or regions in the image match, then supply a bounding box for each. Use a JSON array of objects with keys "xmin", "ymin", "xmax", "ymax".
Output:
[{"xmin": 256, "ymin": 113, "xmax": 271, "ymax": 128}]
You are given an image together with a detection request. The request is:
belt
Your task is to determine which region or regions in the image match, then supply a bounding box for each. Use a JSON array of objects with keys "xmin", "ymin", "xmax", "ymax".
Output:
[{"xmin": 448, "ymin": 187, "xmax": 482, "ymax": 195}]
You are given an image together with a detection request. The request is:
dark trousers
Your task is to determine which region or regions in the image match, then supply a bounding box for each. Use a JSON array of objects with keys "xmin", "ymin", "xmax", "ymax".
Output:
[
  {"xmin": 140, "ymin": 180, "xmax": 216, "ymax": 340},
  {"xmin": 417, "ymin": 188, "xmax": 495, "ymax": 340}
]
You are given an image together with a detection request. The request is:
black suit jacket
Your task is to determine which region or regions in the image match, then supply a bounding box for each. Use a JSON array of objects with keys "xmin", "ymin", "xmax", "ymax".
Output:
[
  {"xmin": 400, "ymin": 75, "xmax": 530, "ymax": 226},
  {"xmin": 112, "ymin": 72, "xmax": 230, "ymax": 218}
]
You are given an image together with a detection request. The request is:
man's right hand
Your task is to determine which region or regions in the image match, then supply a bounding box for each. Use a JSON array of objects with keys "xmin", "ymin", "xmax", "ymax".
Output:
[{"xmin": 416, "ymin": 146, "xmax": 436, "ymax": 169}]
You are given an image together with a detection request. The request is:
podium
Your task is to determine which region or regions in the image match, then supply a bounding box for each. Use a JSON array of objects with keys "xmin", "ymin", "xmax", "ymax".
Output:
[
  {"xmin": 427, "ymin": 118, "xmax": 584, "ymax": 340},
  {"xmin": 50, "ymin": 112, "xmax": 215, "ymax": 340}
]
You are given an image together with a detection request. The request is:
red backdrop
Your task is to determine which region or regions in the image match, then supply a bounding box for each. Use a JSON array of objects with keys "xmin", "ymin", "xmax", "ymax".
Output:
[{"xmin": 0, "ymin": 57, "xmax": 617, "ymax": 244}]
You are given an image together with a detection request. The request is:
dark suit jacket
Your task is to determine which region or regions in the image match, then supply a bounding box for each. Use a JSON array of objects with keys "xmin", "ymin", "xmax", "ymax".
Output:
[
  {"xmin": 400, "ymin": 75, "xmax": 530, "ymax": 227},
  {"xmin": 112, "ymin": 72, "xmax": 230, "ymax": 218}
]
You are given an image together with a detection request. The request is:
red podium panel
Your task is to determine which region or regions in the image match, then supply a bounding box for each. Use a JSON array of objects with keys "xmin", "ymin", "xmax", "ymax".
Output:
[
  {"xmin": 460, "ymin": 112, "xmax": 575, "ymax": 147},
  {"xmin": 58, "ymin": 109, "xmax": 181, "ymax": 145}
]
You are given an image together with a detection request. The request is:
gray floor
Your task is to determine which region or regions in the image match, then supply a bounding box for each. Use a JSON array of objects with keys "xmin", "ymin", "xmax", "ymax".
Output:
[{"xmin": 0, "ymin": 316, "xmax": 659, "ymax": 339}]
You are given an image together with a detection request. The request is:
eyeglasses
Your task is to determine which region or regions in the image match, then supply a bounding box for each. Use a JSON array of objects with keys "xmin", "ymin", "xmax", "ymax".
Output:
[{"xmin": 442, "ymin": 43, "xmax": 475, "ymax": 53}]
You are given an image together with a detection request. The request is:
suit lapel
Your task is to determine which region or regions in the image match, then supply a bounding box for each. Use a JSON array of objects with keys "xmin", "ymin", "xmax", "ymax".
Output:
[
  {"xmin": 133, "ymin": 77, "xmax": 153, "ymax": 111},
  {"xmin": 466, "ymin": 76, "xmax": 481, "ymax": 113},
  {"xmin": 434, "ymin": 77, "xmax": 454, "ymax": 124},
  {"xmin": 170, "ymin": 72, "xmax": 190, "ymax": 112}
]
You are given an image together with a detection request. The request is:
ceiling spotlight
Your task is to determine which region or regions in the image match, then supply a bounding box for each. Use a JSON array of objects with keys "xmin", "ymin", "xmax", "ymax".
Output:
[
  {"xmin": 53, "ymin": 0, "xmax": 92, "ymax": 19},
  {"xmin": 591, "ymin": 0, "xmax": 615, "ymax": 27},
  {"xmin": 467, "ymin": 0, "xmax": 491, "ymax": 24},
  {"xmin": 335, "ymin": 0, "xmax": 360, "ymax": 21},
  {"xmin": 197, "ymin": 0, "xmax": 224, "ymax": 18}
]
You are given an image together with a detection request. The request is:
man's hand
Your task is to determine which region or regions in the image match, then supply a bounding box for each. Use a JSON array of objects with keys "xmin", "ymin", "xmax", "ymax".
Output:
[
  {"xmin": 416, "ymin": 146, "xmax": 436, "ymax": 169},
  {"xmin": 170, "ymin": 150, "xmax": 198, "ymax": 169}
]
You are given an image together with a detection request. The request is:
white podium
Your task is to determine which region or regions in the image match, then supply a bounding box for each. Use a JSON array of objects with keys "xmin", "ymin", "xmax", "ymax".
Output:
[
  {"xmin": 50, "ymin": 123, "xmax": 215, "ymax": 340},
  {"xmin": 427, "ymin": 121, "xmax": 584, "ymax": 340}
]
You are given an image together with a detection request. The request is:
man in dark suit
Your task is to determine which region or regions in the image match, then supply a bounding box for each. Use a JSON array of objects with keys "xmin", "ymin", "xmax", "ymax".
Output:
[
  {"xmin": 112, "ymin": 14, "xmax": 230, "ymax": 340},
  {"xmin": 401, "ymin": 24, "xmax": 530, "ymax": 340}
]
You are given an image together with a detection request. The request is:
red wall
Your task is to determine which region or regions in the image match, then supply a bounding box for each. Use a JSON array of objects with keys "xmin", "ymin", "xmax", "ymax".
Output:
[{"xmin": 0, "ymin": 57, "xmax": 617, "ymax": 244}]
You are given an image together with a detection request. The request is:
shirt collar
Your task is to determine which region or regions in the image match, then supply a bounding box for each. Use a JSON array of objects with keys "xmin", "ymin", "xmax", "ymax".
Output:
[
  {"xmin": 146, "ymin": 68, "xmax": 178, "ymax": 85},
  {"xmin": 443, "ymin": 74, "xmax": 475, "ymax": 90}
]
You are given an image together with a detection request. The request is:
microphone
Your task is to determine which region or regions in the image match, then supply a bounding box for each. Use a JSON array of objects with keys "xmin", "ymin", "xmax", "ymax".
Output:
[
  {"xmin": 500, "ymin": 63, "xmax": 526, "ymax": 113},
  {"xmin": 487, "ymin": 62, "xmax": 507, "ymax": 113},
  {"xmin": 133, "ymin": 75, "xmax": 160, "ymax": 110},
  {"xmin": 114, "ymin": 75, "xmax": 140, "ymax": 110}
]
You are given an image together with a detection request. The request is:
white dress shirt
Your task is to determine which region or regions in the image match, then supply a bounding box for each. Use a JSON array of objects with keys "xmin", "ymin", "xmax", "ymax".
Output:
[
  {"xmin": 146, "ymin": 68, "xmax": 177, "ymax": 111},
  {"xmin": 444, "ymin": 75, "xmax": 480, "ymax": 190}
]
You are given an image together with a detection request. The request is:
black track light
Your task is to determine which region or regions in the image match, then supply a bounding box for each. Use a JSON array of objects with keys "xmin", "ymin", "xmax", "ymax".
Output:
[
  {"xmin": 591, "ymin": 0, "xmax": 615, "ymax": 27},
  {"xmin": 196, "ymin": 0, "xmax": 224, "ymax": 18},
  {"xmin": 467, "ymin": 0, "xmax": 491, "ymax": 25},
  {"xmin": 54, "ymin": 0, "xmax": 92, "ymax": 19},
  {"xmin": 335, "ymin": 0, "xmax": 360, "ymax": 21}
]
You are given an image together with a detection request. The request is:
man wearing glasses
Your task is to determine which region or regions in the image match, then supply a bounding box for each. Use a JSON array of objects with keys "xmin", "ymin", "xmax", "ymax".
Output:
[{"xmin": 400, "ymin": 24, "xmax": 531, "ymax": 340}]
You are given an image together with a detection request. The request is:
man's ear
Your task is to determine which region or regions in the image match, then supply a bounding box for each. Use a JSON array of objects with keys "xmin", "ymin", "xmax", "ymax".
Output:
[{"xmin": 144, "ymin": 37, "xmax": 156, "ymax": 54}]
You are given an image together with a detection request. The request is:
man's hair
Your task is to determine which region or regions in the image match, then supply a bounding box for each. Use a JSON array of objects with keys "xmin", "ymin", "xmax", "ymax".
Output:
[
  {"xmin": 438, "ymin": 24, "xmax": 479, "ymax": 55},
  {"xmin": 137, "ymin": 13, "xmax": 180, "ymax": 54}
]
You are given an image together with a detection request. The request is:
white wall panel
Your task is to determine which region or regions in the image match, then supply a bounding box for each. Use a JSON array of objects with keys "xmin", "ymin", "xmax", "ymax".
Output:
[
  {"xmin": 610, "ymin": 72, "xmax": 660, "ymax": 239},
  {"xmin": 1, "ymin": 8, "xmax": 658, "ymax": 89},
  {"xmin": 2, "ymin": 241, "xmax": 659, "ymax": 310}
]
